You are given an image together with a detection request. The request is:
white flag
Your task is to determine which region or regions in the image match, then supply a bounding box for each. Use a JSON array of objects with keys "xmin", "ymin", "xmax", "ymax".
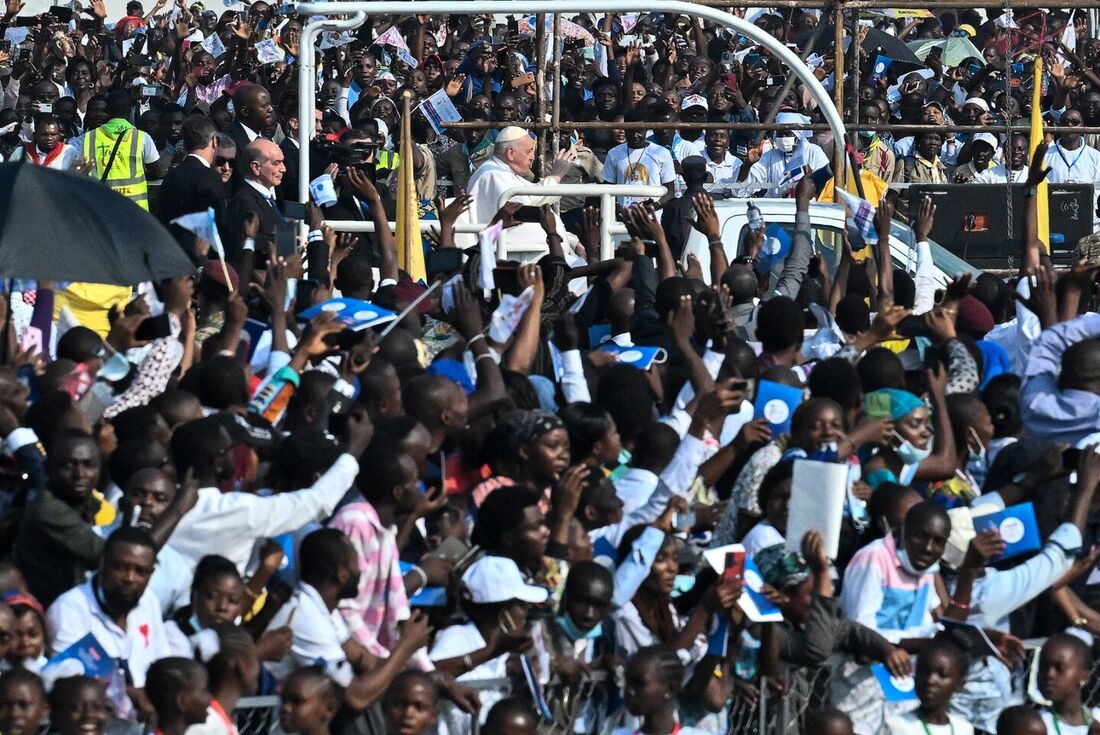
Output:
[
  {"xmin": 489, "ymin": 286, "xmax": 534, "ymax": 343},
  {"xmin": 200, "ymin": 32, "xmax": 227, "ymax": 58},
  {"xmin": 477, "ymin": 222, "xmax": 502, "ymax": 291},
  {"xmin": 171, "ymin": 207, "xmax": 225, "ymax": 259},
  {"xmin": 375, "ymin": 25, "xmax": 410, "ymax": 51}
]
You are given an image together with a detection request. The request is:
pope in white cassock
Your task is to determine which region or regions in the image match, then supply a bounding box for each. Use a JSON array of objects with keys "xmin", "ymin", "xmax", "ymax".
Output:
[{"xmin": 465, "ymin": 126, "xmax": 580, "ymax": 262}]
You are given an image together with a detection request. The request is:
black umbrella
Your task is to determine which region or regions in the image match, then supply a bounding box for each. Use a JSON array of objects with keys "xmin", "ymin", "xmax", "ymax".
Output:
[
  {"xmin": 795, "ymin": 25, "xmax": 923, "ymax": 66},
  {"xmin": 0, "ymin": 162, "xmax": 195, "ymax": 286}
]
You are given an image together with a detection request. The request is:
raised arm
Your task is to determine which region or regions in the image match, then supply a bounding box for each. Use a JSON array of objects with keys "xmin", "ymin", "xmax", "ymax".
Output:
[{"xmin": 1021, "ymin": 140, "xmax": 1051, "ymax": 278}]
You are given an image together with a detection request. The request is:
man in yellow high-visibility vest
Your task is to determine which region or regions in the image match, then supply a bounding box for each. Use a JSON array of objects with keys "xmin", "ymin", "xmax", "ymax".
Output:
[{"xmin": 74, "ymin": 89, "xmax": 168, "ymax": 211}]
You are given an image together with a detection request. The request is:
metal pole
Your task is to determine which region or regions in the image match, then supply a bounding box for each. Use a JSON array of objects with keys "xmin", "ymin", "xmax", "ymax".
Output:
[
  {"xmin": 849, "ymin": 5, "xmax": 860, "ymax": 127},
  {"xmin": 296, "ymin": 0, "xmax": 850, "ymax": 148},
  {"xmin": 442, "ymin": 120, "xmax": 1100, "ymax": 134},
  {"xmin": 297, "ymin": 11, "xmax": 367, "ymax": 210},
  {"xmin": 833, "ymin": 2, "xmax": 846, "ymax": 190},
  {"xmin": 755, "ymin": 12, "xmax": 831, "ymax": 143},
  {"xmin": 497, "ymin": 184, "xmax": 667, "ymax": 210},
  {"xmin": 535, "ymin": 13, "xmax": 548, "ymax": 177},
  {"xmin": 684, "ymin": 0, "xmax": 1100, "ymax": 8},
  {"xmin": 550, "ymin": 13, "xmax": 562, "ymax": 162},
  {"xmin": 600, "ymin": 193, "xmax": 616, "ymax": 262}
]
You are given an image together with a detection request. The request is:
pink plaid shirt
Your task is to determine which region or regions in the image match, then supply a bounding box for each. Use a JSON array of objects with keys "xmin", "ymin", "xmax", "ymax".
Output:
[{"xmin": 330, "ymin": 501, "xmax": 409, "ymax": 657}]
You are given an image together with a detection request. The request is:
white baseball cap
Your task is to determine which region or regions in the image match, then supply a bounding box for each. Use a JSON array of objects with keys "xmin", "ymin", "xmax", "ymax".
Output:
[
  {"xmin": 971, "ymin": 132, "xmax": 999, "ymax": 150},
  {"xmin": 963, "ymin": 97, "xmax": 990, "ymax": 113},
  {"xmin": 461, "ymin": 556, "xmax": 550, "ymax": 604},
  {"xmin": 681, "ymin": 94, "xmax": 708, "ymax": 111}
]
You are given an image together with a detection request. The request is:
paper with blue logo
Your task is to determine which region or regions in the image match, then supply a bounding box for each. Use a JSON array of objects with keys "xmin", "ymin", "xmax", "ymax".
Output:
[
  {"xmin": 44, "ymin": 633, "xmax": 117, "ymax": 679},
  {"xmin": 547, "ymin": 340, "xmax": 565, "ymax": 382},
  {"xmin": 971, "ymin": 502, "xmax": 1040, "ymax": 561},
  {"xmin": 43, "ymin": 633, "xmax": 132, "ymax": 717},
  {"xmin": 599, "ymin": 343, "xmax": 666, "ymax": 371},
  {"xmin": 871, "ymin": 663, "xmax": 918, "ymax": 702},
  {"xmin": 297, "ymin": 298, "xmax": 397, "ymax": 331},
  {"xmin": 871, "ymin": 55, "xmax": 893, "ymax": 83},
  {"xmin": 753, "ymin": 379, "xmax": 803, "ymax": 435},
  {"xmin": 587, "ymin": 323, "xmax": 612, "ymax": 346}
]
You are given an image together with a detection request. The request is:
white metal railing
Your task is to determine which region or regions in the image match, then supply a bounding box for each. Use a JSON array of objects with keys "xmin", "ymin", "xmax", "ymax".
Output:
[
  {"xmin": 294, "ymin": 0, "xmax": 849, "ymax": 260},
  {"xmin": 497, "ymin": 184, "xmax": 663, "ymax": 260}
]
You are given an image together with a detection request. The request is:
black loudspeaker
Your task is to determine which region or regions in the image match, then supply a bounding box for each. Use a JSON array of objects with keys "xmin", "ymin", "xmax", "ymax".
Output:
[{"xmin": 907, "ymin": 183, "xmax": 1095, "ymax": 267}]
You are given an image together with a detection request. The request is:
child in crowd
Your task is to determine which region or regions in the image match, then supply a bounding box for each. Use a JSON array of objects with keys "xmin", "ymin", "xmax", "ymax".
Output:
[
  {"xmin": 1036, "ymin": 634, "xmax": 1100, "ymax": 735},
  {"xmin": 482, "ymin": 697, "xmax": 539, "ymax": 735},
  {"xmin": 884, "ymin": 632, "xmax": 974, "ymax": 735},
  {"xmin": 0, "ymin": 668, "xmax": 49, "ymax": 735},
  {"xmin": 279, "ymin": 667, "xmax": 339, "ymax": 735},
  {"xmin": 6, "ymin": 595, "xmax": 47, "ymax": 672},
  {"xmin": 144, "ymin": 658, "xmax": 212, "ymax": 735},
  {"xmin": 46, "ymin": 676, "xmax": 135, "ymax": 735},
  {"xmin": 383, "ymin": 671, "xmax": 439, "ymax": 735},
  {"xmin": 613, "ymin": 646, "xmax": 712, "ymax": 735},
  {"xmin": 997, "ymin": 706, "xmax": 1047, "ymax": 735}
]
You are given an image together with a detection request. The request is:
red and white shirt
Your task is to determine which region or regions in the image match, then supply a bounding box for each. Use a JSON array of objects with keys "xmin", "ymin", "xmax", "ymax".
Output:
[{"xmin": 13, "ymin": 142, "xmax": 79, "ymax": 170}]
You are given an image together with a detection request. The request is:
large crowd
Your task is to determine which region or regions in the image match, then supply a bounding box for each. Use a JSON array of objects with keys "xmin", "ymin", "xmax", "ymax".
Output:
[{"xmin": 0, "ymin": 3, "xmax": 1099, "ymax": 735}]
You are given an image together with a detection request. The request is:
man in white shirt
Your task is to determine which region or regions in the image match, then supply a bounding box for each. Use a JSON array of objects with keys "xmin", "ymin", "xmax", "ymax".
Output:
[
  {"xmin": 266, "ymin": 528, "xmax": 469, "ymax": 715},
  {"xmin": 745, "ymin": 112, "xmax": 829, "ymax": 197},
  {"xmin": 700, "ymin": 127, "xmax": 741, "ymax": 193},
  {"xmin": 46, "ymin": 526, "xmax": 174, "ymax": 689},
  {"xmin": 10, "ymin": 117, "xmax": 78, "ymax": 169},
  {"xmin": 428, "ymin": 556, "xmax": 549, "ymax": 724},
  {"xmin": 1044, "ymin": 108, "xmax": 1100, "ymax": 187},
  {"xmin": 165, "ymin": 413, "xmax": 370, "ymax": 573},
  {"xmin": 465, "ymin": 125, "xmax": 578, "ymax": 227},
  {"xmin": 975, "ymin": 133, "xmax": 1029, "ymax": 184},
  {"xmin": 602, "ymin": 109, "xmax": 677, "ymax": 207},
  {"xmin": 1045, "ymin": 109, "xmax": 1100, "ymax": 225}
]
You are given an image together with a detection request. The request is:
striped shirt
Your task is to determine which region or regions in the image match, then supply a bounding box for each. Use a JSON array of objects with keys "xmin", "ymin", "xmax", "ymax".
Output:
[{"xmin": 330, "ymin": 500, "xmax": 410, "ymax": 658}]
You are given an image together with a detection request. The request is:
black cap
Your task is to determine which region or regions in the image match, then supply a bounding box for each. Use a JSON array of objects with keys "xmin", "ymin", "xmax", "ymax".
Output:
[{"xmin": 681, "ymin": 155, "xmax": 706, "ymax": 180}]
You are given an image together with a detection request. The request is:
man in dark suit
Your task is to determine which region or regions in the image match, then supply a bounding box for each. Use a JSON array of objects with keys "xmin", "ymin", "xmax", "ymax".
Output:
[
  {"xmin": 224, "ymin": 138, "xmax": 285, "ymax": 265},
  {"xmin": 276, "ymin": 93, "xmax": 309, "ymax": 202},
  {"xmin": 225, "ymin": 83, "xmax": 275, "ymax": 190},
  {"xmin": 157, "ymin": 116, "xmax": 227, "ymax": 226},
  {"xmin": 155, "ymin": 116, "xmax": 227, "ymax": 262}
]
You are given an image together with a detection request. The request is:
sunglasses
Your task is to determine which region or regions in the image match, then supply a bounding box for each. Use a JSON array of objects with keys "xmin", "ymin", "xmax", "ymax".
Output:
[{"xmin": 215, "ymin": 156, "xmax": 235, "ymax": 167}]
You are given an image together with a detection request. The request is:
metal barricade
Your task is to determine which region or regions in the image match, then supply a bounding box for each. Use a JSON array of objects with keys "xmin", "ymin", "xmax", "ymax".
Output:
[
  {"xmin": 235, "ymin": 695, "xmax": 283, "ymax": 735},
  {"xmin": 230, "ymin": 638, "xmax": 1100, "ymax": 735}
]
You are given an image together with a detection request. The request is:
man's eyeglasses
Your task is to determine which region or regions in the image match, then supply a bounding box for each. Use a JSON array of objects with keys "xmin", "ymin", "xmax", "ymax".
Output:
[{"xmin": 215, "ymin": 156, "xmax": 235, "ymax": 168}]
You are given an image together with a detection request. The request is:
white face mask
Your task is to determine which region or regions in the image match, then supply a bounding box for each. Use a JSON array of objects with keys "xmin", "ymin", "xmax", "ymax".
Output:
[
  {"xmin": 775, "ymin": 135, "xmax": 797, "ymax": 153},
  {"xmin": 897, "ymin": 524, "xmax": 941, "ymax": 576},
  {"xmin": 897, "ymin": 547, "xmax": 940, "ymax": 576},
  {"xmin": 967, "ymin": 427, "xmax": 987, "ymax": 463}
]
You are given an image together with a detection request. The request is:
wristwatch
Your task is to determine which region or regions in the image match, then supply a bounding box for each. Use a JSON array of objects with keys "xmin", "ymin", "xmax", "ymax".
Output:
[{"xmin": 1023, "ymin": 186, "xmax": 1038, "ymax": 197}]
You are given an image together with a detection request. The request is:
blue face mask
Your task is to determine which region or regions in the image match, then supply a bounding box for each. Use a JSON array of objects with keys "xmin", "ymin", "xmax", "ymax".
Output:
[
  {"xmin": 556, "ymin": 613, "xmax": 602, "ymax": 642},
  {"xmin": 893, "ymin": 432, "xmax": 932, "ymax": 465}
]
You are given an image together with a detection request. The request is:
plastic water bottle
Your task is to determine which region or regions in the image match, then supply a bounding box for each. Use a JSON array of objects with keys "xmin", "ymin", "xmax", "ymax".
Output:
[{"xmin": 747, "ymin": 200, "xmax": 763, "ymax": 231}]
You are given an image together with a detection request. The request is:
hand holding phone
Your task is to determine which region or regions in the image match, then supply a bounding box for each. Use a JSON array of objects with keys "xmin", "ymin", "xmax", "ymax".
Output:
[{"xmin": 722, "ymin": 549, "xmax": 746, "ymax": 585}]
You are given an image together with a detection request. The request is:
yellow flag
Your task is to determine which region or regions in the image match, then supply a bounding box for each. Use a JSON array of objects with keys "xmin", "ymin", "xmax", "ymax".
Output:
[
  {"xmin": 395, "ymin": 93, "xmax": 426, "ymax": 282},
  {"xmin": 1030, "ymin": 58, "xmax": 1050, "ymax": 252}
]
